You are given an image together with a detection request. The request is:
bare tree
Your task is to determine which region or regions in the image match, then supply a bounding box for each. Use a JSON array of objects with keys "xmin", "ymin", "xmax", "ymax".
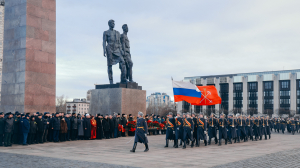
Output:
[{"xmin": 56, "ymin": 95, "xmax": 68, "ymax": 113}]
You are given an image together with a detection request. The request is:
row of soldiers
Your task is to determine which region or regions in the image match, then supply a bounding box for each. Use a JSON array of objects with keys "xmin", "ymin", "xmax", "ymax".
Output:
[
  {"xmin": 164, "ymin": 112, "xmax": 276, "ymax": 149},
  {"xmin": 0, "ymin": 111, "xmax": 131, "ymax": 147},
  {"xmin": 271, "ymin": 117, "xmax": 300, "ymax": 134}
]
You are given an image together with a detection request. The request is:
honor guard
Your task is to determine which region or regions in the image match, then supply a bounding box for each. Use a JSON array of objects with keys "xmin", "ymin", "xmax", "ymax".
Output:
[
  {"xmin": 182, "ymin": 113, "xmax": 194, "ymax": 149},
  {"xmin": 218, "ymin": 113, "xmax": 228, "ymax": 146},
  {"xmin": 237, "ymin": 114, "xmax": 246, "ymax": 142},
  {"xmin": 253, "ymin": 115, "xmax": 261, "ymax": 141},
  {"xmin": 290, "ymin": 117, "xmax": 296, "ymax": 135},
  {"xmin": 266, "ymin": 116, "xmax": 271, "ymax": 139},
  {"xmin": 130, "ymin": 111, "xmax": 149, "ymax": 152},
  {"xmin": 227, "ymin": 114, "xmax": 237, "ymax": 144},
  {"xmin": 192, "ymin": 113, "xmax": 198, "ymax": 144},
  {"xmin": 246, "ymin": 115, "xmax": 254, "ymax": 141},
  {"xmin": 165, "ymin": 112, "xmax": 176, "ymax": 148},
  {"xmin": 207, "ymin": 113, "xmax": 218, "ymax": 145},
  {"xmin": 280, "ymin": 117, "xmax": 286, "ymax": 134},
  {"xmin": 195, "ymin": 113, "xmax": 207, "ymax": 147},
  {"xmin": 174, "ymin": 113, "xmax": 184, "ymax": 148}
]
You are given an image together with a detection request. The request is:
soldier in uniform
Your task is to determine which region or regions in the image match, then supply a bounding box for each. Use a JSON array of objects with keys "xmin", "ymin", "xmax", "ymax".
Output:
[
  {"xmin": 207, "ymin": 113, "xmax": 218, "ymax": 145},
  {"xmin": 174, "ymin": 113, "xmax": 184, "ymax": 148},
  {"xmin": 43, "ymin": 112, "xmax": 51, "ymax": 142},
  {"xmin": 192, "ymin": 113, "xmax": 198, "ymax": 145},
  {"xmin": 3, "ymin": 112, "xmax": 14, "ymax": 147},
  {"xmin": 218, "ymin": 113, "xmax": 227, "ymax": 146},
  {"xmin": 280, "ymin": 117, "xmax": 286, "ymax": 134},
  {"xmin": 296, "ymin": 118, "xmax": 300, "ymax": 133},
  {"xmin": 253, "ymin": 115, "xmax": 260, "ymax": 141},
  {"xmin": 266, "ymin": 116, "xmax": 272, "ymax": 139},
  {"xmin": 227, "ymin": 114, "xmax": 236, "ymax": 144},
  {"xmin": 164, "ymin": 112, "xmax": 175, "ymax": 147},
  {"xmin": 237, "ymin": 114, "xmax": 246, "ymax": 142},
  {"xmin": 276, "ymin": 117, "xmax": 281, "ymax": 133},
  {"xmin": 246, "ymin": 115, "xmax": 254, "ymax": 141},
  {"xmin": 195, "ymin": 113, "xmax": 207, "ymax": 147},
  {"xmin": 130, "ymin": 111, "xmax": 149, "ymax": 152},
  {"xmin": 103, "ymin": 19, "xmax": 127, "ymax": 84},
  {"xmin": 0, "ymin": 112, "xmax": 4, "ymax": 146},
  {"xmin": 260, "ymin": 116, "xmax": 267, "ymax": 140},
  {"xmin": 290, "ymin": 117, "xmax": 296, "ymax": 135},
  {"xmin": 182, "ymin": 113, "xmax": 194, "ymax": 149}
]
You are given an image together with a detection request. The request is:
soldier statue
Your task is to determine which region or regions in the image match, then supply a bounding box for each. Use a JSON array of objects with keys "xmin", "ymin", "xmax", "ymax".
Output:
[
  {"xmin": 103, "ymin": 20, "xmax": 127, "ymax": 84},
  {"xmin": 121, "ymin": 24, "xmax": 134, "ymax": 82}
]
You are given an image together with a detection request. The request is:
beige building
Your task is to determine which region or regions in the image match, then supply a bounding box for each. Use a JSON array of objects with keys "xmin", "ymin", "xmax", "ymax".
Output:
[{"xmin": 66, "ymin": 98, "xmax": 90, "ymax": 115}]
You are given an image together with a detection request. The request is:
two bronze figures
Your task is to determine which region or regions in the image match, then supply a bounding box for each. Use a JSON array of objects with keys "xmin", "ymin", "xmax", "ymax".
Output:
[{"xmin": 103, "ymin": 20, "xmax": 134, "ymax": 84}]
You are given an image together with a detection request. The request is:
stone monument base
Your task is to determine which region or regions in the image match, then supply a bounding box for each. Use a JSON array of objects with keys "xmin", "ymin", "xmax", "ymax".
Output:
[{"xmin": 89, "ymin": 83, "xmax": 146, "ymax": 116}]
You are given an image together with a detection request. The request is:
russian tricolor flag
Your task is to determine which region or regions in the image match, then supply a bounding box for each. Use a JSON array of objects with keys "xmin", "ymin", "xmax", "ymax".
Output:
[{"xmin": 172, "ymin": 80, "xmax": 202, "ymax": 104}]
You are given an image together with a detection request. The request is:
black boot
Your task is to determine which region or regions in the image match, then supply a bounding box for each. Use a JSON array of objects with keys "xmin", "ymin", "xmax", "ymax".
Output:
[
  {"xmin": 234, "ymin": 138, "xmax": 236, "ymax": 143},
  {"xmin": 204, "ymin": 140, "xmax": 207, "ymax": 146},
  {"xmin": 186, "ymin": 139, "xmax": 190, "ymax": 145},
  {"xmin": 173, "ymin": 140, "xmax": 176, "ymax": 147},
  {"xmin": 164, "ymin": 140, "xmax": 168, "ymax": 148},
  {"xmin": 260, "ymin": 136, "xmax": 262, "ymax": 140},
  {"xmin": 228, "ymin": 139, "xmax": 232, "ymax": 144},
  {"xmin": 215, "ymin": 138, "xmax": 218, "ymax": 144},
  {"xmin": 196, "ymin": 139, "xmax": 199, "ymax": 147},
  {"xmin": 183, "ymin": 141, "xmax": 186, "ymax": 149},
  {"xmin": 265, "ymin": 135, "xmax": 267, "ymax": 140},
  {"xmin": 208, "ymin": 139, "xmax": 211, "ymax": 145},
  {"xmin": 225, "ymin": 139, "xmax": 227, "ymax": 145},
  {"xmin": 218, "ymin": 139, "xmax": 222, "ymax": 146},
  {"xmin": 179, "ymin": 140, "xmax": 182, "ymax": 146},
  {"xmin": 237, "ymin": 137, "xmax": 240, "ymax": 143},
  {"xmin": 144, "ymin": 143, "xmax": 149, "ymax": 152},
  {"xmin": 174, "ymin": 140, "xmax": 178, "ymax": 148},
  {"xmin": 191, "ymin": 140, "xmax": 195, "ymax": 148},
  {"xmin": 269, "ymin": 134, "xmax": 271, "ymax": 139},
  {"xmin": 130, "ymin": 142, "xmax": 137, "ymax": 152}
]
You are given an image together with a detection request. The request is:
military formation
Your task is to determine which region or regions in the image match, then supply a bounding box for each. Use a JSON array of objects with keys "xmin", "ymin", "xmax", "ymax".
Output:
[{"xmin": 163, "ymin": 112, "xmax": 300, "ymax": 149}]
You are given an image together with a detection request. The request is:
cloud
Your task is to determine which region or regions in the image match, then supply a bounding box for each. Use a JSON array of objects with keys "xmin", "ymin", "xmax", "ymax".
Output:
[{"xmin": 56, "ymin": 0, "xmax": 300, "ymax": 100}]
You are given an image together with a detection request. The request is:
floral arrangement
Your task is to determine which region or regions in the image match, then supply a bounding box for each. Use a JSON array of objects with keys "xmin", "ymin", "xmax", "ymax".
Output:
[
  {"xmin": 127, "ymin": 121, "xmax": 136, "ymax": 132},
  {"xmin": 159, "ymin": 123, "xmax": 165, "ymax": 129}
]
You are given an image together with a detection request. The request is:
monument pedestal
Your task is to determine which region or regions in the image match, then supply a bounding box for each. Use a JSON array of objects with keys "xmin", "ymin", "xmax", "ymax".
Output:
[{"xmin": 89, "ymin": 83, "xmax": 146, "ymax": 116}]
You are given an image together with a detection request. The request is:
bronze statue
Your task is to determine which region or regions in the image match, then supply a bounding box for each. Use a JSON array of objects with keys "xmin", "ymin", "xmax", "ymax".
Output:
[
  {"xmin": 121, "ymin": 24, "xmax": 134, "ymax": 82},
  {"xmin": 103, "ymin": 20, "xmax": 127, "ymax": 84}
]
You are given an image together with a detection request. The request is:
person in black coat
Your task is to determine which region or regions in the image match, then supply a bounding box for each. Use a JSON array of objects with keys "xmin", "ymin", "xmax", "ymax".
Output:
[
  {"xmin": 83, "ymin": 114, "xmax": 91, "ymax": 140},
  {"xmin": 70, "ymin": 113, "xmax": 78, "ymax": 140},
  {"xmin": 96, "ymin": 114, "xmax": 103, "ymax": 139},
  {"xmin": 0, "ymin": 112, "xmax": 5, "ymax": 146},
  {"xmin": 12, "ymin": 112, "xmax": 21, "ymax": 144},
  {"xmin": 21, "ymin": 115, "xmax": 30, "ymax": 145},
  {"xmin": 28, "ymin": 116, "xmax": 37, "ymax": 145},
  {"xmin": 3, "ymin": 112, "xmax": 14, "ymax": 147},
  {"xmin": 52, "ymin": 113, "xmax": 61, "ymax": 142},
  {"xmin": 109, "ymin": 115, "xmax": 115, "ymax": 138},
  {"xmin": 65, "ymin": 114, "xmax": 71, "ymax": 141},
  {"xmin": 102, "ymin": 114, "xmax": 110, "ymax": 139},
  {"xmin": 121, "ymin": 114, "xmax": 127, "ymax": 137},
  {"xmin": 36, "ymin": 114, "xmax": 45, "ymax": 143},
  {"xmin": 42, "ymin": 112, "xmax": 50, "ymax": 142}
]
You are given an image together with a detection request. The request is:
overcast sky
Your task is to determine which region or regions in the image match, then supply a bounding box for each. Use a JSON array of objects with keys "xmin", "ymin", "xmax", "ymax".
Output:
[{"xmin": 56, "ymin": 0, "xmax": 300, "ymax": 100}]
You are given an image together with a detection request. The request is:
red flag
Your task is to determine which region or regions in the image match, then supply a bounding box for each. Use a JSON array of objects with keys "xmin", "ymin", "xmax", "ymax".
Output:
[{"xmin": 191, "ymin": 86, "xmax": 222, "ymax": 106}]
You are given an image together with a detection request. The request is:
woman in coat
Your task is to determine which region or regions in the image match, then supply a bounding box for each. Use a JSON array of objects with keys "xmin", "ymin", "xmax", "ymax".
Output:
[
  {"xmin": 90, "ymin": 116, "xmax": 97, "ymax": 140},
  {"xmin": 77, "ymin": 115, "xmax": 84, "ymax": 140},
  {"xmin": 60, "ymin": 118, "xmax": 68, "ymax": 142}
]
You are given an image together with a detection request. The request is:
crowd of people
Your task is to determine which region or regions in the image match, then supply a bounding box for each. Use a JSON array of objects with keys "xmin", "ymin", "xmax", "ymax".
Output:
[
  {"xmin": 0, "ymin": 111, "xmax": 137, "ymax": 147},
  {"xmin": 161, "ymin": 112, "xmax": 300, "ymax": 149}
]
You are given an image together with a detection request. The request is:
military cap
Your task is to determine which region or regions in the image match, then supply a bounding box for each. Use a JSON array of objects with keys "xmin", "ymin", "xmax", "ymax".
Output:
[
  {"xmin": 138, "ymin": 111, "xmax": 144, "ymax": 117},
  {"xmin": 25, "ymin": 114, "xmax": 30, "ymax": 118},
  {"xmin": 6, "ymin": 112, "xmax": 12, "ymax": 115},
  {"xmin": 122, "ymin": 114, "xmax": 125, "ymax": 116},
  {"xmin": 157, "ymin": 115, "xmax": 160, "ymax": 117},
  {"xmin": 118, "ymin": 113, "xmax": 120, "ymax": 115},
  {"xmin": 55, "ymin": 112, "xmax": 59, "ymax": 115},
  {"xmin": 38, "ymin": 113, "xmax": 43, "ymax": 116},
  {"xmin": 145, "ymin": 114, "xmax": 149, "ymax": 117},
  {"xmin": 182, "ymin": 113, "xmax": 187, "ymax": 116},
  {"xmin": 100, "ymin": 114, "xmax": 103, "ymax": 117},
  {"xmin": 0, "ymin": 112, "xmax": 3, "ymax": 115},
  {"xmin": 36, "ymin": 112, "xmax": 40, "ymax": 114},
  {"xmin": 105, "ymin": 114, "xmax": 109, "ymax": 116},
  {"xmin": 169, "ymin": 112, "xmax": 173, "ymax": 116},
  {"xmin": 129, "ymin": 114, "xmax": 132, "ymax": 117}
]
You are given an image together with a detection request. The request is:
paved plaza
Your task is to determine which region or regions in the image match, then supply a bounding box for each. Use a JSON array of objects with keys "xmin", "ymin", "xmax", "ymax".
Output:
[{"xmin": 0, "ymin": 132, "xmax": 300, "ymax": 168}]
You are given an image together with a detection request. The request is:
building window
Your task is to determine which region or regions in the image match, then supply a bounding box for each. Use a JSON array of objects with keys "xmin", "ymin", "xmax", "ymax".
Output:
[
  {"xmin": 280, "ymin": 91, "xmax": 290, "ymax": 96},
  {"xmin": 249, "ymin": 83, "xmax": 257, "ymax": 90},
  {"xmin": 281, "ymin": 81, "xmax": 289, "ymax": 89},
  {"xmin": 264, "ymin": 91, "xmax": 273, "ymax": 97},
  {"xmin": 264, "ymin": 82, "xmax": 272, "ymax": 89},
  {"xmin": 280, "ymin": 99, "xmax": 290, "ymax": 104},
  {"xmin": 297, "ymin": 90, "xmax": 300, "ymax": 96},
  {"xmin": 234, "ymin": 83, "xmax": 242, "ymax": 91}
]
